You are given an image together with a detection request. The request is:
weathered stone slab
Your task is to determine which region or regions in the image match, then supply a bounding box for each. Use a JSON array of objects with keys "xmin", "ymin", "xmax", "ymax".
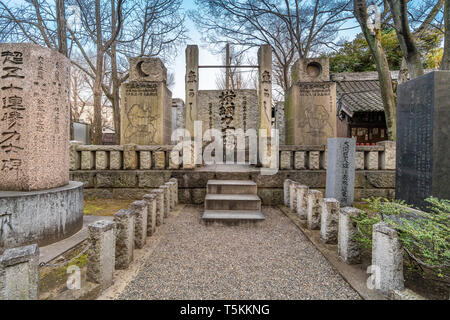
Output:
[
  {"xmin": 396, "ymin": 71, "xmax": 450, "ymax": 208},
  {"xmin": 280, "ymin": 151, "xmax": 292, "ymax": 170},
  {"xmin": 308, "ymin": 151, "xmax": 320, "ymax": 170},
  {"xmin": 95, "ymin": 151, "xmax": 108, "ymax": 170},
  {"xmin": 169, "ymin": 178, "xmax": 179, "ymax": 205},
  {"xmin": 258, "ymin": 45, "xmax": 273, "ymax": 136},
  {"xmin": 338, "ymin": 207, "xmax": 361, "ymax": 264},
  {"xmin": 320, "ymin": 198, "xmax": 340, "ymax": 244},
  {"xmin": 129, "ymin": 57, "xmax": 167, "ymax": 83},
  {"xmin": 109, "ymin": 151, "xmax": 122, "ymax": 170},
  {"xmin": 154, "ymin": 151, "xmax": 166, "ymax": 169},
  {"xmin": 372, "ymin": 222, "xmax": 404, "ymax": 296},
  {"xmin": 114, "ymin": 209, "xmax": 135, "ymax": 269},
  {"xmin": 123, "ymin": 144, "xmax": 138, "ymax": 170},
  {"xmin": 294, "ymin": 151, "xmax": 306, "ymax": 169},
  {"xmin": 283, "ymin": 179, "xmax": 293, "ymax": 206},
  {"xmin": 0, "ymin": 244, "xmax": 39, "ymax": 300},
  {"xmin": 289, "ymin": 181, "xmax": 299, "ymax": 212},
  {"xmin": 325, "ymin": 138, "xmax": 356, "ymax": 206},
  {"xmin": 81, "ymin": 151, "xmax": 94, "ymax": 170},
  {"xmin": 0, "ymin": 43, "xmax": 70, "ymax": 191},
  {"xmin": 130, "ymin": 200, "xmax": 148, "ymax": 249},
  {"xmin": 143, "ymin": 194, "xmax": 157, "ymax": 235},
  {"xmin": 139, "ymin": 151, "xmax": 152, "ymax": 170},
  {"xmin": 87, "ymin": 220, "xmax": 115, "ymax": 289},
  {"xmin": 307, "ymin": 190, "xmax": 323, "ymax": 230},
  {"xmin": 159, "ymin": 185, "xmax": 171, "ymax": 218},
  {"xmin": 295, "ymin": 185, "xmax": 309, "ymax": 219}
]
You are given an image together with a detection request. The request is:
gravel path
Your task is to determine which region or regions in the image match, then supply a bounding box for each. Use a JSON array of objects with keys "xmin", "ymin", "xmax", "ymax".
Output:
[{"xmin": 119, "ymin": 205, "xmax": 361, "ymax": 300}]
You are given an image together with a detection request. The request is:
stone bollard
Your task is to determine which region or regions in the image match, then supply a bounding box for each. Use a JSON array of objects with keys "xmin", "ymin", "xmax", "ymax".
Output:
[
  {"xmin": 166, "ymin": 181, "xmax": 177, "ymax": 210},
  {"xmin": 338, "ymin": 207, "xmax": 362, "ymax": 264},
  {"xmin": 114, "ymin": 209, "xmax": 135, "ymax": 270},
  {"xmin": 295, "ymin": 185, "xmax": 309, "ymax": 219},
  {"xmin": 152, "ymin": 189, "xmax": 165, "ymax": 225},
  {"xmin": 372, "ymin": 222, "xmax": 404, "ymax": 296},
  {"xmin": 283, "ymin": 179, "xmax": 292, "ymax": 206},
  {"xmin": 160, "ymin": 185, "xmax": 171, "ymax": 218},
  {"xmin": 0, "ymin": 244, "xmax": 39, "ymax": 300},
  {"xmin": 320, "ymin": 198, "xmax": 340, "ymax": 244},
  {"xmin": 307, "ymin": 190, "xmax": 323, "ymax": 230},
  {"xmin": 130, "ymin": 200, "xmax": 148, "ymax": 249},
  {"xmin": 289, "ymin": 181, "xmax": 300, "ymax": 212},
  {"xmin": 87, "ymin": 220, "xmax": 116, "ymax": 289},
  {"xmin": 143, "ymin": 194, "xmax": 157, "ymax": 235},
  {"xmin": 169, "ymin": 178, "xmax": 179, "ymax": 205}
]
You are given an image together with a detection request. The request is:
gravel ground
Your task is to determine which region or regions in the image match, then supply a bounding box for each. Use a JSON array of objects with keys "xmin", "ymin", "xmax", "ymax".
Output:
[{"xmin": 119, "ymin": 205, "xmax": 361, "ymax": 300}]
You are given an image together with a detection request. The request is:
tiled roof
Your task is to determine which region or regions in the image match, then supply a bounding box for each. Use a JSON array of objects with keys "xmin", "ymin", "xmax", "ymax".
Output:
[{"xmin": 336, "ymin": 80, "xmax": 384, "ymax": 117}]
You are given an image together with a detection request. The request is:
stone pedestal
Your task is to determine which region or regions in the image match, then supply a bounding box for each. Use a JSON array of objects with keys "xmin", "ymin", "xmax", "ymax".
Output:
[
  {"xmin": 326, "ymin": 138, "xmax": 356, "ymax": 206},
  {"xmin": 285, "ymin": 58, "xmax": 336, "ymax": 145},
  {"xmin": 396, "ymin": 71, "xmax": 450, "ymax": 208},
  {"xmin": 0, "ymin": 244, "xmax": 39, "ymax": 300},
  {"xmin": 0, "ymin": 43, "xmax": 70, "ymax": 191},
  {"xmin": 0, "ymin": 181, "xmax": 83, "ymax": 249},
  {"xmin": 120, "ymin": 58, "xmax": 172, "ymax": 145}
]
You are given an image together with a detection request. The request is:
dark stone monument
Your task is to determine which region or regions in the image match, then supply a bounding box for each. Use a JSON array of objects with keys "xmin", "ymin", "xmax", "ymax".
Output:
[
  {"xmin": 396, "ymin": 71, "xmax": 450, "ymax": 208},
  {"xmin": 326, "ymin": 138, "xmax": 356, "ymax": 206}
]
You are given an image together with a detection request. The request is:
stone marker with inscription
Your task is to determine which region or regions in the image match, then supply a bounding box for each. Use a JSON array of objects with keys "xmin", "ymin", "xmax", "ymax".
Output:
[
  {"xmin": 121, "ymin": 57, "xmax": 172, "ymax": 145},
  {"xmin": 285, "ymin": 58, "xmax": 336, "ymax": 145},
  {"xmin": 0, "ymin": 44, "xmax": 83, "ymax": 249},
  {"xmin": 396, "ymin": 71, "xmax": 450, "ymax": 208},
  {"xmin": 326, "ymin": 138, "xmax": 356, "ymax": 206}
]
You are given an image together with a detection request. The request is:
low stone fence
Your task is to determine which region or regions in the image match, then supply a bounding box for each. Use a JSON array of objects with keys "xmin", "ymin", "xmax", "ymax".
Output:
[
  {"xmin": 0, "ymin": 179, "xmax": 179, "ymax": 300},
  {"xmin": 283, "ymin": 179, "xmax": 422, "ymax": 300},
  {"xmin": 69, "ymin": 142, "xmax": 396, "ymax": 204}
]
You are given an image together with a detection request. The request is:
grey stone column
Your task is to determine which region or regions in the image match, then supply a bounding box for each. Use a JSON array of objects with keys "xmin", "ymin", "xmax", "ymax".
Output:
[
  {"xmin": 257, "ymin": 44, "xmax": 273, "ymax": 137},
  {"xmin": 295, "ymin": 185, "xmax": 309, "ymax": 219},
  {"xmin": 0, "ymin": 244, "xmax": 39, "ymax": 300},
  {"xmin": 114, "ymin": 209, "xmax": 135, "ymax": 270},
  {"xmin": 283, "ymin": 179, "xmax": 292, "ymax": 206},
  {"xmin": 169, "ymin": 178, "xmax": 178, "ymax": 205},
  {"xmin": 338, "ymin": 207, "xmax": 362, "ymax": 264},
  {"xmin": 143, "ymin": 194, "xmax": 157, "ymax": 235},
  {"xmin": 307, "ymin": 190, "xmax": 323, "ymax": 230},
  {"xmin": 166, "ymin": 181, "xmax": 176, "ymax": 210},
  {"xmin": 152, "ymin": 189, "xmax": 165, "ymax": 225},
  {"xmin": 372, "ymin": 222, "xmax": 404, "ymax": 296},
  {"xmin": 87, "ymin": 220, "xmax": 116, "ymax": 289},
  {"xmin": 185, "ymin": 45, "xmax": 199, "ymax": 136},
  {"xmin": 130, "ymin": 200, "xmax": 148, "ymax": 249},
  {"xmin": 160, "ymin": 185, "xmax": 171, "ymax": 218},
  {"xmin": 320, "ymin": 198, "xmax": 340, "ymax": 244},
  {"xmin": 289, "ymin": 181, "xmax": 299, "ymax": 212}
]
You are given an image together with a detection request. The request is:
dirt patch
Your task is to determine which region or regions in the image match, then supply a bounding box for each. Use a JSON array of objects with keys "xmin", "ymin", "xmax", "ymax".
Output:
[{"xmin": 84, "ymin": 199, "xmax": 134, "ymax": 216}]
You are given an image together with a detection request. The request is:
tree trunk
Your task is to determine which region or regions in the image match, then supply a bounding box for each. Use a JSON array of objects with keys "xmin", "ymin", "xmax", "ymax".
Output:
[
  {"xmin": 92, "ymin": 0, "xmax": 104, "ymax": 145},
  {"xmin": 442, "ymin": 0, "xmax": 450, "ymax": 70},
  {"xmin": 387, "ymin": 0, "xmax": 424, "ymax": 78},
  {"xmin": 354, "ymin": 0, "xmax": 397, "ymax": 141},
  {"xmin": 110, "ymin": 0, "xmax": 121, "ymax": 144}
]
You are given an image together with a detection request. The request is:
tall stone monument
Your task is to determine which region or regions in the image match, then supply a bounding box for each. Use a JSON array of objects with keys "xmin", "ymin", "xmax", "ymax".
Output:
[
  {"xmin": 258, "ymin": 45, "xmax": 273, "ymax": 137},
  {"xmin": 285, "ymin": 58, "xmax": 336, "ymax": 145},
  {"xmin": 121, "ymin": 57, "xmax": 172, "ymax": 145},
  {"xmin": 396, "ymin": 71, "xmax": 450, "ymax": 208},
  {"xmin": 326, "ymin": 138, "xmax": 356, "ymax": 206},
  {"xmin": 0, "ymin": 43, "xmax": 83, "ymax": 249},
  {"xmin": 185, "ymin": 45, "xmax": 199, "ymax": 137}
]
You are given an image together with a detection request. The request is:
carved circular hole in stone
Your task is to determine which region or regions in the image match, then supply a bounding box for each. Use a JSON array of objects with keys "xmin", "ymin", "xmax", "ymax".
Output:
[{"xmin": 306, "ymin": 62, "xmax": 322, "ymax": 78}]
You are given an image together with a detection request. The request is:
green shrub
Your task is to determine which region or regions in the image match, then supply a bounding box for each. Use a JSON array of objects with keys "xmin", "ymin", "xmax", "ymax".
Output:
[{"xmin": 352, "ymin": 197, "xmax": 450, "ymax": 281}]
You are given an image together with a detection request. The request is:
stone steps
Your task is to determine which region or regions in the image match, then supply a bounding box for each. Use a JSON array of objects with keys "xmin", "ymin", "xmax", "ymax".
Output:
[
  {"xmin": 207, "ymin": 180, "xmax": 257, "ymax": 195},
  {"xmin": 202, "ymin": 180, "xmax": 264, "ymax": 224}
]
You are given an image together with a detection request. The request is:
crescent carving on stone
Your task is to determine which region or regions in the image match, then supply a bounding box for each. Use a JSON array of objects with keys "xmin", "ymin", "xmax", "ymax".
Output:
[{"xmin": 136, "ymin": 61, "xmax": 149, "ymax": 77}]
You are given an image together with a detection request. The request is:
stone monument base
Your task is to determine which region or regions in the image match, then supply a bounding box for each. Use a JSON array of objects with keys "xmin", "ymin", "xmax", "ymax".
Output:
[{"xmin": 0, "ymin": 181, "xmax": 84, "ymax": 249}]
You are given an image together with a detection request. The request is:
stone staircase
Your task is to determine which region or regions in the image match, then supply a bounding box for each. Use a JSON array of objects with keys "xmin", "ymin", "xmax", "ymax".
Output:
[{"xmin": 202, "ymin": 180, "xmax": 265, "ymax": 224}]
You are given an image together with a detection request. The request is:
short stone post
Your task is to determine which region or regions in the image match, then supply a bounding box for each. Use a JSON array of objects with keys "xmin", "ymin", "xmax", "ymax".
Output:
[
  {"xmin": 152, "ymin": 189, "xmax": 165, "ymax": 225},
  {"xmin": 87, "ymin": 220, "xmax": 116, "ymax": 289},
  {"xmin": 160, "ymin": 185, "xmax": 171, "ymax": 218},
  {"xmin": 295, "ymin": 185, "xmax": 309, "ymax": 219},
  {"xmin": 169, "ymin": 178, "xmax": 179, "ymax": 205},
  {"xmin": 130, "ymin": 200, "xmax": 148, "ymax": 249},
  {"xmin": 123, "ymin": 144, "xmax": 138, "ymax": 170},
  {"xmin": 143, "ymin": 194, "xmax": 157, "ymax": 235},
  {"xmin": 69, "ymin": 141, "xmax": 83, "ymax": 171},
  {"xmin": 114, "ymin": 209, "xmax": 135, "ymax": 270},
  {"xmin": 338, "ymin": 207, "xmax": 362, "ymax": 264},
  {"xmin": 377, "ymin": 141, "xmax": 396, "ymax": 170},
  {"xmin": 289, "ymin": 181, "xmax": 300, "ymax": 212},
  {"xmin": 372, "ymin": 222, "xmax": 404, "ymax": 296},
  {"xmin": 307, "ymin": 190, "xmax": 323, "ymax": 230},
  {"xmin": 320, "ymin": 198, "xmax": 340, "ymax": 244},
  {"xmin": 166, "ymin": 181, "xmax": 176, "ymax": 210},
  {"xmin": 0, "ymin": 244, "xmax": 39, "ymax": 300},
  {"xmin": 283, "ymin": 179, "xmax": 292, "ymax": 206}
]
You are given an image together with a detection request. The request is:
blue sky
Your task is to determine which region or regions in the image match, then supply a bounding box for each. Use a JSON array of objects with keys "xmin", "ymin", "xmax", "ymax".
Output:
[{"xmin": 170, "ymin": 0, "xmax": 360, "ymax": 99}]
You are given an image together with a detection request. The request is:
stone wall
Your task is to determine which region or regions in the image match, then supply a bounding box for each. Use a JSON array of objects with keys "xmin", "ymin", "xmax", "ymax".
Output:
[{"xmin": 69, "ymin": 142, "xmax": 395, "ymax": 205}]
